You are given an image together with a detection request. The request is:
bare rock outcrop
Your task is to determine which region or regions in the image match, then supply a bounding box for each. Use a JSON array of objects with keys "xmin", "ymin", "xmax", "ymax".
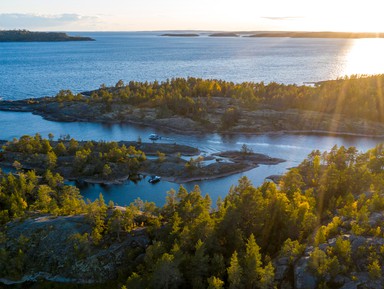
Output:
[{"xmin": 0, "ymin": 214, "xmax": 149, "ymax": 285}]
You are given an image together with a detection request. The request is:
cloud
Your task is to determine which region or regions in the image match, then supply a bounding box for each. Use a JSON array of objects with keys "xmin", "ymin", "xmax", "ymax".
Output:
[
  {"xmin": 261, "ymin": 16, "xmax": 304, "ymax": 21},
  {"xmin": 0, "ymin": 13, "xmax": 100, "ymax": 30}
]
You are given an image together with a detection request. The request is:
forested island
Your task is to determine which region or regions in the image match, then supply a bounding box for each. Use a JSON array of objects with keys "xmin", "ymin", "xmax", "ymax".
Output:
[
  {"xmin": 161, "ymin": 33, "xmax": 200, "ymax": 37},
  {"xmin": 2, "ymin": 75, "xmax": 384, "ymax": 136},
  {"xmin": 2, "ymin": 144, "xmax": 384, "ymax": 288},
  {"xmin": 209, "ymin": 32, "xmax": 239, "ymax": 37},
  {"xmin": 0, "ymin": 135, "xmax": 283, "ymax": 184},
  {"xmin": 0, "ymin": 30, "xmax": 94, "ymax": 42}
]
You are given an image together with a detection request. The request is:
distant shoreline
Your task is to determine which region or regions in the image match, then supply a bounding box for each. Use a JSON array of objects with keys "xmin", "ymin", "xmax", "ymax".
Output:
[
  {"xmin": 159, "ymin": 31, "xmax": 384, "ymax": 39},
  {"xmin": 246, "ymin": 31, "xmax": 384, "ymax": 39},
  {"xmin": 0, "ymin": 30, "xmax": 94, "ymax": 42}
]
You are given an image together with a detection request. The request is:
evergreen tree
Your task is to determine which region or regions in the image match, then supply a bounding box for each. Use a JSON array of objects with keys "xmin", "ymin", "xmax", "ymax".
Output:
[{"xmin": 227, "ymin": 251, "xmax": 243, "ymax": 289}]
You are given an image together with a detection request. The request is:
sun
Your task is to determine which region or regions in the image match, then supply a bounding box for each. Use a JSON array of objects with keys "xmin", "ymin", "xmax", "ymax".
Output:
[{"xmin": 342, "ymin": 39, "xmax": 384, "ymax": 76}]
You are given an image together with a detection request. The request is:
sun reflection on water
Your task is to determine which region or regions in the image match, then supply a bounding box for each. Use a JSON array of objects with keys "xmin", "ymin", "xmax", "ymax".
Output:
[{"xmin": 341, "ymin": 38, "xmax": 384, "ymax": 77}]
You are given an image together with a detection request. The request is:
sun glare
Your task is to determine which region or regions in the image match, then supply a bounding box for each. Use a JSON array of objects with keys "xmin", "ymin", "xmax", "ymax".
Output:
[{"xmin": 342, "ymin": 39, "xmax": 384, "ymax": 77}]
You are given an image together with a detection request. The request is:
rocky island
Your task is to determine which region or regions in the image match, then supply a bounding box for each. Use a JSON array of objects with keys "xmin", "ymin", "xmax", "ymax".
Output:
[
  {"xmin": 0, "ymin": 30, "xmax": 94, "ymax": 42},
  {"xmin": 142, "ymin": 149, "xmax": 284, "ymax": 183},
  {"xmin": 0, "ymin": 135, "xmax": 284, "ymax": 184},
  {"xmin": 1, "ymin": 75, "xmax": 384, "ymax": 137}
]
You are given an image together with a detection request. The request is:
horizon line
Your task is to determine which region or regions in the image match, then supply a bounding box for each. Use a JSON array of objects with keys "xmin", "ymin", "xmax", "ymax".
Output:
[{"xmin": 2, "ymin": 29, "xmax": 384, "ymax": 34}]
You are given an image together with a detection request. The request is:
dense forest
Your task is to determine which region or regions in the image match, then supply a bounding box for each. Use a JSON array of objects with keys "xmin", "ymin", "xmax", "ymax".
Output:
[
  {"xmin": 0, "ymin": 134, "xmax": 146, "ymax": 183},
  {"xmin": 2, "ymin": 143, "xmax": 384, "ymax": 288},
  {"xmin": 1, "ymin": 135, "xmax": 273, "ymax": 184},
  {"xmin": 53, "ymin": 74, "xmax": 384, "ymax": 123}
]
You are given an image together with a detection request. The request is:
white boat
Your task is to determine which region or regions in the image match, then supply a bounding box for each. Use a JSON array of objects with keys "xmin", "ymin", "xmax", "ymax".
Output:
[
  {"xmin": 149, "ymin": 133, "xmax": 161, "ymax": 141},
  {"xmin": 148, "ymin": 175, "xmax": 161, "ymax": 183}
]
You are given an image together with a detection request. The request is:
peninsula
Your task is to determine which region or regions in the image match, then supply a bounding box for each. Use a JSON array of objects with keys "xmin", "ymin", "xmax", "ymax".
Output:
[{"xmin": 0, "ymin": 30, "xmax": 94, "ymax": 42}]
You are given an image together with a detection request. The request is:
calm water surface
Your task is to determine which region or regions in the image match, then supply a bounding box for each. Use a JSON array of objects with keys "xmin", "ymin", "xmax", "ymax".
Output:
[
  {"xmin": 1, "ymin": 110, "xmax": 382, "ymax": 206},
  {"xmin": 1, "ymin": 32, "xmax": 384, "ymax": 205},
  {"xmin": 1, "ymin": 32, "xmax": 384, "ymax": 100}
]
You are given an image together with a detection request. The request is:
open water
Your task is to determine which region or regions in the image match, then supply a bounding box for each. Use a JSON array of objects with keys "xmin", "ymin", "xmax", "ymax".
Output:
[
  {"xmin": 2, "ymin": 32, "xmax": 384, "ymax": 100},
  {"xmin": 1, "ymin": 32, "xmax": 384, "ymax": 205}
]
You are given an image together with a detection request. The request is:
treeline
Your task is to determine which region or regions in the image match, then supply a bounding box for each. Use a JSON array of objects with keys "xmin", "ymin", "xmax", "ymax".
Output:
[
  {"xmin": 54, "ymin": 74, "xmax": 384, "ymax": 122},
  {"xmin": 54, "ymin": 78, "xmax": 264, "ymax": 117},
  {"xmin": 0, "ymin": 168, "xmax": 84, "ymax": 224}
]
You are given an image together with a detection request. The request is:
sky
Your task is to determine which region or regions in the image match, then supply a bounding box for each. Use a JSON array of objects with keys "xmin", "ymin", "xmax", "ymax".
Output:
[{"xmin": 1, "ymin": 0, "xmax": 383, "ymax": 32}]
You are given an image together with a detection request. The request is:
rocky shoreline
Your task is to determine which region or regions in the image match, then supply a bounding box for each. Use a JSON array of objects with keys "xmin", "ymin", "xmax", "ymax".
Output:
[
  {"xmin": 141, "ymin": 151, "xmax": 284, "ymax": 183},
  {"xmin": 2, "ymin": 97, "xmax": 384, "ymax": 138}
]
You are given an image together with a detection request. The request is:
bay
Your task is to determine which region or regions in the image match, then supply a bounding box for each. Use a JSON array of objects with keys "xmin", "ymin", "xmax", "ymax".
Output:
[{"xmin": 1, "ymin": 110, "xmax": 382, "ymax": 206}]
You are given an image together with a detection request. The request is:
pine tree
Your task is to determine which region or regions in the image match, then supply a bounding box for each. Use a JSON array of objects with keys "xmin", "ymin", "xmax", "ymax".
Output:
[
  {"xmin": 227, "ymin": 251, "xmax": 243, "ymax": 289},
  {"xmin": 243, "ymin": 234, "xmax": 262, "ymax": 289}
]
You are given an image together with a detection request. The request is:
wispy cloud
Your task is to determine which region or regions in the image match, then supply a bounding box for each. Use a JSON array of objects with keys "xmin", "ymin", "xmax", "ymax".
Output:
[
  {"xmin": 0, "ymin": 13, "xmax": 100, "ymax": 30},
  {"xmin": 261, "ymin": 16, "xmax": 304, "ymax": 21}
]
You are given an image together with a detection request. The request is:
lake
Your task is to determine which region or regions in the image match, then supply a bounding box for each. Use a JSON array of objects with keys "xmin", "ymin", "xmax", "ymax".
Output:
[{"xmin": 1, "ymin": 32, "xmax": 384, "ymax": 205}]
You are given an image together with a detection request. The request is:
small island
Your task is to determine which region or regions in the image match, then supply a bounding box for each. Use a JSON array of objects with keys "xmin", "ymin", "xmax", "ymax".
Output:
[
  {"xmin": 161, "ymin": 33, "xmax": 199, "ymax": 37},
  {"xmin": 209, "ymin": 32, "xmax": 239, "ymax": 37},
  {"xmin": 143, "ymin": 148, "xmax": 284, "ymax": 183},
  {"xmin": 0, "ymin": 30, "xmax": 95, "ymax": 42}
]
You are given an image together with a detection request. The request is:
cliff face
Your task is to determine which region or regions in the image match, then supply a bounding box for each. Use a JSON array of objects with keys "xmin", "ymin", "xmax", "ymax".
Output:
[{"xmin": 0, "ymin": 214, "xmax": 149, "ymax": 285}]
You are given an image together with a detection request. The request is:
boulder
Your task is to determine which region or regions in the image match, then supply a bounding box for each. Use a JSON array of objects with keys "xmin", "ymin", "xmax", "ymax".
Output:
[
  {"xmin": 332, "ymin": 275, "xmax": 351, "ymax": 287},
  {"xmin": 349, "ymin": 235, "xmax": 366, "ymax": 251},
  {"xmin": 368, "ymin": 212, "xmax": 384, "ymax": 227},
  {"xmin": 339, "ymin": 281, "xmax": 358, "ymax": 289},
  {"xmin": 294, "ymin": 256, "xmax": 317, "ymax": 289},
  {"xmin": 275, "ymin": 264, "xmax": 290, "ymax": 281}
]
